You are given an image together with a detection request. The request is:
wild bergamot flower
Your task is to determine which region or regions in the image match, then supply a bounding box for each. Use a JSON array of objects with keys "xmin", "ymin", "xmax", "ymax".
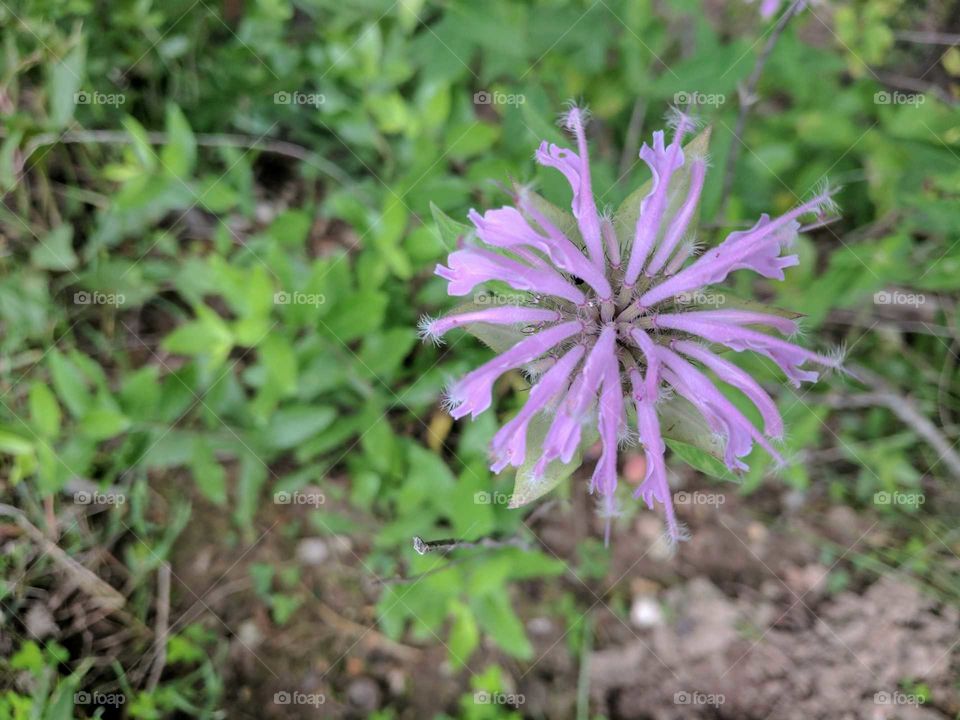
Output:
[{"xmin": 419, "ymin": 106, "xmax": 840, "ymax": 545}]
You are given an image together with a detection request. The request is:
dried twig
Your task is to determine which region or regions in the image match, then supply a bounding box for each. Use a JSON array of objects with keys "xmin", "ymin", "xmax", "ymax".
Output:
[
  {"xmin": 146, "ymin": 562, "xmax": 171, "ymax": 692},
  {"xmin": 832, "ymin": 366, "xmax": 960, "ymax": 479},
  {"xmin": 0, "ymin": 504, "xmax": 126, "ymax": 610}
]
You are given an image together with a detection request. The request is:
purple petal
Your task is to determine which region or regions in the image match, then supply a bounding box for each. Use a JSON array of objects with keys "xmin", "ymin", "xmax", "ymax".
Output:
[
  {"xmin": 646, "ymin": 158, "xmax": 707, "ymax": 277},
  {"xmin": 660, "ymin": 309, "xmax": 799, "ymax": 336},
  {"xmin": 418, "ymin": 307, "xmax": 561, "ymax": 345},
  {"xmin": 640, "ymin": 193, "xmax": 832, "ymax": 309},
  {"xmin": 652, "ymin": 313, "xmax": 838, "ymax": 387},
  {"xmin": 446, "ymin": 320, "xmax": 583, "ymax": 420},
  {"xmin": 475, "ymin": 200, "xmax": 612, "ymax": 300},
  {"xmin": 436, "ymin": 247, "xmax": 586, "ymax": 305},
  {"xmin": 623, "ymin": 116, "xmax": 696, "ymax": 287},
  {"xmin": 628, "ymin": 367, "xmax": 680, "ymax": 542},
  {"xmin": 534, "ymin": 108, "xmax": 605, "ymax": 269},
  {"xmin": 534, "ymin": 325, "xmax": 617, "ymax": 474},
  {"xmin": 655, "ymin": 344, "xmax": 785, "ymax": 469},
  {"xmin": 672, "ymin": 339, "xmax": 784, "ymax": 438},
  {"xmin": 490, "ymin": 344, "xmax": 586, "ymax": 472}
]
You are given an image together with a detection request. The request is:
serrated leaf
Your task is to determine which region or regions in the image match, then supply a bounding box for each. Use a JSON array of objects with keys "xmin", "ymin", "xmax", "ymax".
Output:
[{"xmin": 614, "ymin": 127, "xmax": 712, "ymax": 251}]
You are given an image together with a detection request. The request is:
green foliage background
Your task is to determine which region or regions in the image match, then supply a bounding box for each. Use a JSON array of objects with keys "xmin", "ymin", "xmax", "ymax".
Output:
[{"xmin": 0, "ymin": 0, "xmax": 958, "ymax": 716}]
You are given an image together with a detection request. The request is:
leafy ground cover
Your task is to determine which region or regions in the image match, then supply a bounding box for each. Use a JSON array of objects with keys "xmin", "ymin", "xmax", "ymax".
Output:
[{"xmin": 1, "ymin": 0, "xmax": 959, "ymax": 717}]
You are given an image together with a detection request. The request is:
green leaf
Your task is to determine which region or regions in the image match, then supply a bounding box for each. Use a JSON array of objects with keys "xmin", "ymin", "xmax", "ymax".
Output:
[
  {"xmin": 0, "ymin": 429, "xmax": 34, "ymax": 456},
  {"xmin": 614, "ymin": 127, "xmax": 712, "ymax": 250},
  {"xmin": 259, "ymin": 335, "xmax": 298, "ymax": 397},
  {"xmin": 372, "ymin": 196, "xmax": 413, "ymax": 279},
  {"xmin": 30, "ymin": 225, "xmax": 78, "ymax": 271},
  {"xmin": 447, "ymin": 600, "xmax": 479, "ymax": 668},
  {"xmin": 29, "ymin": 383, "xmax": 61, "ymax": 438},
  {"xmin": 658, "ymin": 393, "xmax": 728, "ymax": 463},
  {"xmin": 666, "ymin": 438, "xmax": 739, "ymax": 484},
  {"xmin": 121, "ymin": 116, "xmax": 157, "ymax": 171},
  {"xmin": 80, "ymin": 408, "xmax": 130, "ymax": 441},
  {"xmin": 160, "ymin": 104, "xmax": 197, "ymax": 178},
  {"xmin": 0, "ymin": 129, "xmax": 23, "ymax": 190},
  {"xmin": 48, "ymin": 350, "xmax": 91, "ymax": 418},
  {"xmin": 472, "ymin": 592, "xmax": 532, "ymax": 660},
  {"xmin": 264, "ymin": 405, "xmax": 337, "ymax": 450},
  {"xmin": 430, "ymin": 202, "xmax": 470, "ymax": 249},
  {"xmin": 48, "ymin": 39, "xmax": 86, "ymax": 128},
  {"xmin": 190, "ymin": 441, "xmax": 228, "ymax": 505}
]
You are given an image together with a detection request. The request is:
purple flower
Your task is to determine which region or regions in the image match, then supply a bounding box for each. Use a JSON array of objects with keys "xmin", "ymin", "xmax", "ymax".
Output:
[{"xmin": 420, "ymin": 106, "xmax": 840, "ymax": 545}]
